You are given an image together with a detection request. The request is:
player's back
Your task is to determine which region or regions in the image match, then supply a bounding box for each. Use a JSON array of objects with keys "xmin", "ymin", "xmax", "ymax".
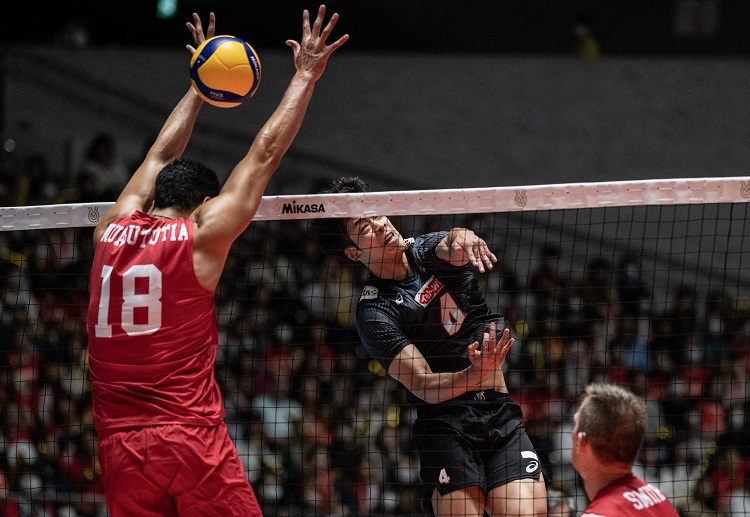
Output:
[
  {"xmin": 584, "ymin": 474, "xmax": 680, "ymax": 517},
  {"xmin": 87, "ymin": 211, "xmax": 224, "ymax": 434}
]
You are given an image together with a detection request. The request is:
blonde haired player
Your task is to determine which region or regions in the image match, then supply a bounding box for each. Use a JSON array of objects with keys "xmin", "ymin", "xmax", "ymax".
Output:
[
  {"xmin": 572, "ymin": 383, "xmax": 680, "ymax": 517},
  {"xmin": 86, "ymin": 7, "xmax": 347, "ymax": 515}
]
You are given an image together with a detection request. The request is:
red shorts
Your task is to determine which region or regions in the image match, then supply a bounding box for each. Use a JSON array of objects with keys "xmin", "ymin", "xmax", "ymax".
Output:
[{"xmin": 98, "ymin": 424, "xmax": 261, "ymax": 517}]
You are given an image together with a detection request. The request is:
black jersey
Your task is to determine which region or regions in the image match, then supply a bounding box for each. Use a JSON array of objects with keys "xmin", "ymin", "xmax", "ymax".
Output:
[{"xmin": 355, "ymin": 232, "xmax": 499, "ymax": 381}]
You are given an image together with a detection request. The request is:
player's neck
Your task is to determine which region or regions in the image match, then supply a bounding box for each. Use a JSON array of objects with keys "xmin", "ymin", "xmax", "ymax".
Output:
[
  {"xmin": 584, "ymin": 468, "xmax": 633, "ymax": 501},
  {"xmin": 372, "ymin": 253, "xmax": 411, "ymax": 281},
  {"xmin": 152, "ymin": 208, "xmax": 187, "ymax": 220}
]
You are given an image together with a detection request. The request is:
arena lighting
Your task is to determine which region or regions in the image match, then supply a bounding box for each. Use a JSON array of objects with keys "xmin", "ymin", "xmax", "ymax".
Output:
[{"xmin": 156, "ymin": 0, "xmax": 179, "ymax": 19}]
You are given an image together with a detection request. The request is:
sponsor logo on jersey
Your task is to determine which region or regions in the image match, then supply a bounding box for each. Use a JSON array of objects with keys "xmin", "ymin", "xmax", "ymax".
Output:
[
  {"xmin": 360, "ymin": 285, "xmax": 379, "ymax": 301},
  {"xmin": 415, "ymin": 276, "xmax": 444, "ymax": 307},
  {"xmin": 281, "ymin": 200, "xmax": 325, "ymax": 214},
  {"xmin": 522, "ymin": 451, "xmax": 539, "ymax": 473}
]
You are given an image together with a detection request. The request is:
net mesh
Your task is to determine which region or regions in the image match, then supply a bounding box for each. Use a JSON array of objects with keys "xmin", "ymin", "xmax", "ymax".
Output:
[{"xmin": 1, "ymin": 178, "xmax": 750, "ymax": 516}]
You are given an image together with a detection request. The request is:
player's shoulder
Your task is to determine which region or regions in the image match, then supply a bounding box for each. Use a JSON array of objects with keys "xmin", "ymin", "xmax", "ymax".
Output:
[
  {"xmin": 94, "ymin": 209, "xmax": 144, "ymax": 241},
  {"xmin": 355, "ymin": 282, "xmax": 404, "ymax": 323},
  {"xmin": 359, "ymin": 284, "xmax": 381, "ymax": 302}
]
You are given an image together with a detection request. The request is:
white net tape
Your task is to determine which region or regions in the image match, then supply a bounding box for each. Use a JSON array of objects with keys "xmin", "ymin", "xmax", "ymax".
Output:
[{"xmin": 1, "ymin": 177, "xmax": 749, "ymax": 230}]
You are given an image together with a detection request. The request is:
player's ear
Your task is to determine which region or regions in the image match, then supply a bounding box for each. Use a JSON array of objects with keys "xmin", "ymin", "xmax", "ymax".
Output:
[
  {"xmin": 344, "ymin": 246, "xmax": 362, "ymax": 262},
  {"xmin": 202, "ymin": 196, "xmax": 211, "ymax": 204}
]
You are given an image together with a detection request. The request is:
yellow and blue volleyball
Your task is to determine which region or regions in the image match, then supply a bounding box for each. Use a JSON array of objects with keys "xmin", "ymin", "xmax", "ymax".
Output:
[{"xmin": 189, "ymin": 35, "xmax": 261, "ymax": 108}]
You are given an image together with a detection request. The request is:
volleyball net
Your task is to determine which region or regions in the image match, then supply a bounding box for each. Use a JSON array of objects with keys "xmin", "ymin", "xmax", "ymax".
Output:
[{"xmin": 1, "ymin": 177, "xmax": 749, "ymax": 516}]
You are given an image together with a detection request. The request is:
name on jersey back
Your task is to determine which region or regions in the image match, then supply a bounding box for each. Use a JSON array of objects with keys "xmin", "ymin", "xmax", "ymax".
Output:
[{"xmin": 100, "ymin": 222, "xmax": 189, "ymax": 248}]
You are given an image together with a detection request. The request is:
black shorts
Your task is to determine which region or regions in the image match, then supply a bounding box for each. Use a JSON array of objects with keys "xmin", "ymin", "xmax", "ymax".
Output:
[{"xmin": 413, "ymin": 389, "xmax": 542, "ymax": 496}]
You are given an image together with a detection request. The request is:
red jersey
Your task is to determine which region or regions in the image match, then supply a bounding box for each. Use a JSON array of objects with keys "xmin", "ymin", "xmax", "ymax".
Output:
[
  {"xmin": 584, "ymin": 474, "xmax": 679, "ymax": 517},
  {"xmin": 87, "ymin": 211, "xmax": 224, "ymax": 433}
]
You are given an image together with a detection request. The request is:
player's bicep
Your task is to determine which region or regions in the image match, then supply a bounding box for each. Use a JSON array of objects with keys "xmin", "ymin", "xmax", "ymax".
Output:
[{"xmin": 193, "ymin": 191, "xmax": 259, "ymax": 244}]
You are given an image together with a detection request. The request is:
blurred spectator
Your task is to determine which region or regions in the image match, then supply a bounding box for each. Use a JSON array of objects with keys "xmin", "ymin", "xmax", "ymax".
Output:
[
  {"xmin": 616, "ymin": 254, "xmax": 650, "ymax": 318},
  {"xmin": 657, "ymin": 436, "xmax": 704, "ymax": 513},
  {"xmin": 243, "ymin": 223, "xmax": 300, "ymax": 313},
  {"xmin": 300, "ymin": 444, "xmax": 345, "ymax": 515},
  {"xmin": 78, "ymin": 133, "xmax": 130, "ymax": 198},
  {"xmin": 13, "ymin": 154, "xmax": 60, "ymax": 206},
  {"xmin": 577, "ymin": 256, "xmax": 620, "ymax": 367},
  {"xmin": 649, "ymin": 315, "xmax": 682, "ymax": 375},
  {"xmin": 700, "ymin": 290, "xmax": 732, "ymax": 371},
  {"xmin": 728, "ymin": 466, "xmax": 750, "ymax": 515},
  {"xmin": 234, "ymin": 409, "xmax": 281, "ymax": 487},
  {"xmin": 547, "ymin": 488, "xmax": 575, "ymax": 517},
  {"xmin": 528, "ymin": 243, "xmax": 569, "ymax": 337},
  {"xmin": 57, "ymin": 171, "xmax": 106, "ymax": 204},
  {"xmin": 613, "ymin": 314, "xmax": 652, "ymax": 372},
  {"xmin": 0, "ymin": 177, "xmax": 14, "ymax": 207},
  {"xmin": 695, "ymin": 446, "xmax": 748, "ymax": 514},
  {"xmin": 483, "ymin": 247, "xmax": 522, "ymax": 316},
  {"xmin": 670, "ymin": 284, "xmax": 699, "ymax": 362},
  {"xmin": 251, "ymin": 351, "xmax": 302, "ymax": 446},
  {"xmin": 572, "ymin": 14, "xmax": 601, "ymax": 58}
]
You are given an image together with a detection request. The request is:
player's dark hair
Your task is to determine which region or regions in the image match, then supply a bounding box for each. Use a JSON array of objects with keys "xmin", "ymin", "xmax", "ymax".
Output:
[
  {"xmin": 153, "ymin": 158, "xmax": 220, "ymax": 212},
  {"xmin": 309, "ymin": 176, "xmax": 368, "ymax": 260}
]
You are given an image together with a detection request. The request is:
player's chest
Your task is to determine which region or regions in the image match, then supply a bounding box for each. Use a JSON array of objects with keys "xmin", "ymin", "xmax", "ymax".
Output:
[{"xmin": 384, "ymin": 274, "xmax": 469, "ymax": 336}]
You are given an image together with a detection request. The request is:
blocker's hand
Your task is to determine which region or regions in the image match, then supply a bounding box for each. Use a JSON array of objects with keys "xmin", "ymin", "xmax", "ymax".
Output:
[
  {"xmin": 186, "ymin": 12, "xmax": 216, "ymax": 54},
  {"xmin": 286, "ymin": 5, "xmax": 349, "ymax": 81}
]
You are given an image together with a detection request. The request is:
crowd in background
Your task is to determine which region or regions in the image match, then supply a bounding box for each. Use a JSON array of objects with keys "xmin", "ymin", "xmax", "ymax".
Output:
[{"xmin": 1, "ymin": 138, "xmax": 750, "ymax": 516}]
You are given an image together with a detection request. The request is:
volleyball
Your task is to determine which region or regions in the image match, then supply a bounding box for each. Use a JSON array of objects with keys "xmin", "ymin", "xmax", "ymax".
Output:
[{"xmin": 189, "ymin": 35, "xmax": 261, "ymax": 108}]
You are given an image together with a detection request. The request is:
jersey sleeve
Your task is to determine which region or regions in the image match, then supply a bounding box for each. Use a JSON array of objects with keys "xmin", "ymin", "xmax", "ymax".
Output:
[
  {"xmin": 410, "ymin": 231, "xmax": 465, "ymax": 273},
  {"xmin": 356, "ymin": 301, "xmax": 411, "ymax": 371}
]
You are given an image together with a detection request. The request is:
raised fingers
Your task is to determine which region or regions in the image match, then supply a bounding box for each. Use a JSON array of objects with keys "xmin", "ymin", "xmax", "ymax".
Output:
[
  {"xmin": 185, "ymin": 12, "xmax": 215, "ymax": 54},
  {"xmin": 311, "ymin": 5, "xmax": 325, "ymax": 37},
  {"xmin": 495, "ymin": 328, "xmax": 514, "ymax": 360},
  {"xmin": 206, "ymin": 12, "xmax": 216, "ymax": 39},
  {"xmin": 302, "ymin": 9, "xmax": 311, "ymax": 37},
  {"xmin": 319, "ymin": 11, "xmax": 339, "ymax": 42},
  {"xmin": 467, "ymin": 341, "xmax": 480, "ymax": 359}
]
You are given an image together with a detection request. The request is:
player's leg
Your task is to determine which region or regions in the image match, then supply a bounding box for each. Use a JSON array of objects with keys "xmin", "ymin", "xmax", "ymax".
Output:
[
  {"xmin": 169, "ymin": 424, "xmax": 263, "ymax": 517},
  {"xmin": 481, "ymin": 393, "xmax": 547, "ymax": 517},
  {"xmin": 432, "ymin": 485, "xmax": 485, "ymax": 517},
  {"xmin": 486, "ymin": 477, "xmax": 547, "ymax": 517},
  {"xmin": 414, "ymin": 404, "xmax": 487, "ymax": 517},
  {"xmin": 98, "ymin": 430, "xmax": 179, "ymax": 517}
]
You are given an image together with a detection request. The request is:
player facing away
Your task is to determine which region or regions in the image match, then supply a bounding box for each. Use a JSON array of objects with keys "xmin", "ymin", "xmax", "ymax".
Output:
[
  {"xmin": 311, "ymin": 177, "xmax": 547, "ymax": 516},
  {"xmin": 86, "ymin": 7, "xmax": 347, "ymax": 516},
  {"xmin": 572, "ymin": 383, "xmax": 680, "ymax": 517}
]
